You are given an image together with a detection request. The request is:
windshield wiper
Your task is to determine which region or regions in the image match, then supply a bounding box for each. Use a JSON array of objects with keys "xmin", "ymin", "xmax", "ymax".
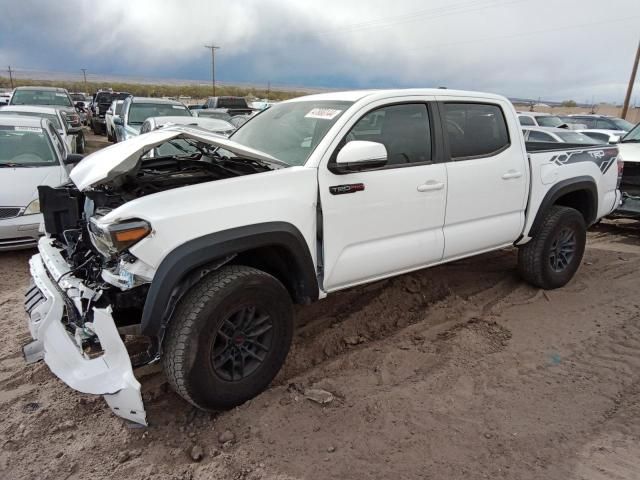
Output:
[
  {"xmin": 0, "ymin": 162, "xmax": 33, "ymax": 168},
  {"xmin": 621, "ymin": 139, "xmax": 640, "ymax": 143}
]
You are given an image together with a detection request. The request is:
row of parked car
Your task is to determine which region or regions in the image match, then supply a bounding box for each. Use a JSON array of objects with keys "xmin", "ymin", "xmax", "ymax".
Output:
[
  {"xmin": 517, "ymin": 111, "xmax": 635, "ymax": 144},
  {"xmin": 0, "ymin": 85, "xmax": 261, "ymax": 250},
  {"xmin": 1, "ymin": 84, "xmax": 639, "ymax": 252},
  {"xmin": 78, "ymin": 89, "xmax": 257, "ymax": 143}
]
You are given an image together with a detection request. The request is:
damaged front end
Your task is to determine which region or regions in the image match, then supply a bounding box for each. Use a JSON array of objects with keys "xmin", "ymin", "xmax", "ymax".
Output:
[
  {"xmin": 23, "ymin": 126, "xmax": 281, "ymax": 424},
  {"xmin": 23, "ymin": 185, "xmax": 153, "ymax": 425}
]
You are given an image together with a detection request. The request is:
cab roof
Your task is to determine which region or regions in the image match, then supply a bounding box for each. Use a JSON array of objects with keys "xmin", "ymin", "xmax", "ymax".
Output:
[{"xmin": 286, "ymin": 88, "xmax": 508, "ymax": 103}]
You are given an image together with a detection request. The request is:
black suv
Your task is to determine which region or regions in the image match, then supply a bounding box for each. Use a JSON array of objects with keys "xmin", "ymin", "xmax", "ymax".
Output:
[{"xmin": 90, "ymin": 90, "xmax": 131, "ymax": 134}]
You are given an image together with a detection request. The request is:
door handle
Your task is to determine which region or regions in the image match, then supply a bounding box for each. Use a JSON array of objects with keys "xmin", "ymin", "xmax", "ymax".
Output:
[
  {"xmin": 502, "ymin": 170, "xmax": 522, "ymax": 180},
  {"xmin": 417, "ymin": 181, "xmax": 445, "ymax": 192}
]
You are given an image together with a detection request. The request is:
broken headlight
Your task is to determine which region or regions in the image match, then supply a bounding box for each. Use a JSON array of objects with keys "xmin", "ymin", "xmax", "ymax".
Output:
[{"xmin": 88, "ymin": 218, "xmax": 151, "ymax": 256}]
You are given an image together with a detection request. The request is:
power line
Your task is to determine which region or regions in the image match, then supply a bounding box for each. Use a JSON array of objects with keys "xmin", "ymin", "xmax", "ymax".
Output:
[
  {"xmin": 204, "ymin": 44, "xmax": 221, "ymax": 96},
  {"xmin": 81, "ymin": 68, "xmax": 88, "ymax": 91}
]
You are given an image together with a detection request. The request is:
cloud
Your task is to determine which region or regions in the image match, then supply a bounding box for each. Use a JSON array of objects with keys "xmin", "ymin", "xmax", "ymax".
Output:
[{"xmin": 1, "ymin": 0, "xmax": 639, "ymax": 102}]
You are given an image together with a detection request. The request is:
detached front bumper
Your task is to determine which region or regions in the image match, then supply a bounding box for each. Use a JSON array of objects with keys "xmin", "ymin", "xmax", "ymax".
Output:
[{"xmin": 23, "ymin": 237, "xmax": 147, "ymax": 425}]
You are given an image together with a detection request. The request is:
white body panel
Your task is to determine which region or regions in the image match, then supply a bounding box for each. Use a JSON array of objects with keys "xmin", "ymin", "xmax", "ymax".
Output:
[{"xmin": 107, "ymin": 167, "xmax": 319, "ymax": 271}]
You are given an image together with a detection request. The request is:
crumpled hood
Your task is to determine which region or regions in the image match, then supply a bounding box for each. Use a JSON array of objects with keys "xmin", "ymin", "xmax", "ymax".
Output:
[
  {"xmin": 0, "ymin": 166, "xmax": 63, "ymax": 207},
  {"xmin": 70, "ymin": 125, "xmax": 283, "ymax": 191}
]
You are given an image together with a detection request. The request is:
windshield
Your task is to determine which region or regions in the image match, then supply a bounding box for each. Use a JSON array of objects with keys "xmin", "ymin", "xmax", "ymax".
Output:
[
  {"xmin": 230, "ymin": 100, "xmax": 353, "ymax": 166},
  {"xmin": 11, "ymin": 89, "xmax": 72, "ymax": 107},
  {"xmin": 70, "ymin": 93, "xmax": 85, "ymax": 102},
  {"xmin": 0, "ymin": 126, "xmax": 57, "ymax": 166},
  {"xmin": 622, "ymin": 123, "xmax": 640, "ymax": 142},
  {"xmin": 611, "ymin": 118, "xmax": 635, "ymax": 131},
  {"xmin": 536, "ymin": 116, "xmax": 564, "ymax": 127},
  {"xmin": 556, "ymin": 132, "xmax": 602, "ymax": 144},
  {"xmin": 0, "ymin": 111, "xmax": 63, "ymax": 131},
  {"xmin": 128, "ymin": 103, "xmax": 191, "ymax": 125}
]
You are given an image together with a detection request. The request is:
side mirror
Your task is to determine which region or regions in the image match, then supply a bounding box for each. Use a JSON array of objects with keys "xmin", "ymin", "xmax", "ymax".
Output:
[
  {"xmin": 64, "ymin": 153, "xmax": 84, "ymax": 165},
  {"xmin": 75, "ymin": 101, "xmax": 85, "ymax": 109},
  {"xmin": 610, "ymin": 136, "xmax": 621, "ymax": 144},
  {"xmin": 334, "ymin": 140, "xmax": 387, "ymax": 173},
  {"xmin": 113, "ymin": 116, "xmax": 123, "ymax": 126}
]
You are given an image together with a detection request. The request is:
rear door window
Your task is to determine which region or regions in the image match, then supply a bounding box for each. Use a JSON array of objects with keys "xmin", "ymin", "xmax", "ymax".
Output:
[{"xmin": 443, "ymin": 103, "xmax": 510, "ymax": 159}]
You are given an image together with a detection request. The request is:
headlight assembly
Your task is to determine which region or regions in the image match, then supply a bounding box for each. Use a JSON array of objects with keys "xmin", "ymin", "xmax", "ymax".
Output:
[
  {"xmin": 23, "ymin": 199, "xmax": 40, "ymax": 215},
  {"xmin": 88, "ymin": 218, "xmax": 151, "ymax": 256}
]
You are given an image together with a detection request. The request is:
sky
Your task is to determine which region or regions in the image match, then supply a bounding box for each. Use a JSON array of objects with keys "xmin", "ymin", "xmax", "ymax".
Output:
[{"xmin": 1, "ymin": 0, "xmax": 639, "ymax": 103}]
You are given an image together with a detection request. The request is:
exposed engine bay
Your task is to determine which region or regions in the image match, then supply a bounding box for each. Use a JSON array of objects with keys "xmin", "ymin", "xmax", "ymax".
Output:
[{"xmin": 38, "ymin": 147, "xmax": 273, "ymax": 356}]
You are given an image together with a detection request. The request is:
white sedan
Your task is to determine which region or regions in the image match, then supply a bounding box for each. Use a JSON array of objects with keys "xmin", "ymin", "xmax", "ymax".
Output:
[
  {"xmin": 577, "ymin": 129, "xmax": 624, "ymax": 144},
  {"xmin": 522, "ymin": 126, "xmax": 605, "ymax": 144},
  {"xmin": 0, "ymin": 105, "xmax": 83, "ymax": 153}
]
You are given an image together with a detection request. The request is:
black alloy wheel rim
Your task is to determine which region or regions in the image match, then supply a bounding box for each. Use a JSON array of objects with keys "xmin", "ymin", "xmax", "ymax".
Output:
[
  {"xmin": 549, "ymin": 228, "xmax": 576, "ymax": 272},
  {"xmin": 211, "ymin": 306, "xmax": 274, "ymax": 381}
]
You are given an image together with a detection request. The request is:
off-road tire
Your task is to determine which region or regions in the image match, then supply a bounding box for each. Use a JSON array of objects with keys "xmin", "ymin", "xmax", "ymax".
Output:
[
  {"xmin": 163, "ymin": 265, "xmax": 293, "ymax": 410},
  {"xmin": 518, "ymin": 206, "xmax": 586, "ymax": 289}
]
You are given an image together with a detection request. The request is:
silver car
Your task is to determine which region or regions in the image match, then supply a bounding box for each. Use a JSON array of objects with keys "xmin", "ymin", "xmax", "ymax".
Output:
[{"xmin": 0, "ymin": 116, "xmax": 82, "ymax": 250}]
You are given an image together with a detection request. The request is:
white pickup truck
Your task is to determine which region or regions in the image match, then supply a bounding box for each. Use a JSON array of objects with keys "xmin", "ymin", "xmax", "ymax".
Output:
[{"xmin": 23, "ymin": 89, "xmax": 622, "ymax": 424}]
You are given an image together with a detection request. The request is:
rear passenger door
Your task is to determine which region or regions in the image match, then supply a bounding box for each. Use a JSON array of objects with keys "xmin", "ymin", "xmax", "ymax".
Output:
[{"xmin": 438, "ymin": 100, "xmax": 528, "ymax": 259}]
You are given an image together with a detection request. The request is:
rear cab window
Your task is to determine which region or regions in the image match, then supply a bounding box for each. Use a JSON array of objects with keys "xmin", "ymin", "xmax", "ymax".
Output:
[{"xmin": 442, "ymin": 102, "xmax": 510, "ymax": 159}]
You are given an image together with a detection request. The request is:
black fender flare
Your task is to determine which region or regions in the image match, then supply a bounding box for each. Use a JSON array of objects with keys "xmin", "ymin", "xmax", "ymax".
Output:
[
  {"xmin": 140, "ymin": 222, "xmax": 318, "ymax": 338},
  {"xmin": 530, "ymin": 176, "xmax": 598, "ymax": 235}
]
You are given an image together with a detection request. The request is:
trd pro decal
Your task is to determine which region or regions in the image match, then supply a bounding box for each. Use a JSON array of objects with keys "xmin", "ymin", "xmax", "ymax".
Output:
[{"xmin": 550, "ymin": 148, "xmax": 618, "ymax": 174}]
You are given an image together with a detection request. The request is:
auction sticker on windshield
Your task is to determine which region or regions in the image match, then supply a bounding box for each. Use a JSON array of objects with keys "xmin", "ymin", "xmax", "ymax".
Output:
[
  {"xmin": 305, "ymin": 108, "xmax": 342, "ymax": 120},
  {"xmin": 14, "ymin": 127, "xmax": 43, "ymax": 133}
]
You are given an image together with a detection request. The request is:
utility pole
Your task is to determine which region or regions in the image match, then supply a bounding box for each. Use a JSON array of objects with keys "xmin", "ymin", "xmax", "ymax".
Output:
[
  {"xmin": 8, "ymin": 66, "xmax": 14, "ymax": 89},
  {"xmin": 81, "ymin": 68, "xmax": 88, "ymax": 92},
  {"xmin": 204, "ymin": 44, "xmax": 220, "ymax": 96},
  {"xmin": 266, "ymin": 81, "xmax": 270, "ymax": 100},
  {"xmin": 621, "ymin": 39, "xmax": 640, "ymax": 119}
]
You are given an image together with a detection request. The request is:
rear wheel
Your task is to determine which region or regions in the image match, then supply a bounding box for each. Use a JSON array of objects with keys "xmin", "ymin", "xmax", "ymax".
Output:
[
  {"xmin": 163, "ymin": 265, "xmax": 293, "ymax": 410},
  {"xmin": 518, "ymin": 206, "xmax": 586, "ymax": 289}
]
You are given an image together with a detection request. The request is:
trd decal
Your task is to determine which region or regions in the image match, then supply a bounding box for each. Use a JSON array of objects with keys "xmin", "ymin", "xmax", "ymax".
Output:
[
  {"xmin": 329, "ymin": 183, "xmax": 365, "ymax": 195},
  {"xmin": 550, "ymin": 148, "xmax": 618, "ymax": 174}
]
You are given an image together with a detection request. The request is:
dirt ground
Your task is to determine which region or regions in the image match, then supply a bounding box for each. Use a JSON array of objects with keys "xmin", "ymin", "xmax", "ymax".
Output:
[{"xmin": 1, "ymin": 131, "xmax": 639, "ymax": 479}]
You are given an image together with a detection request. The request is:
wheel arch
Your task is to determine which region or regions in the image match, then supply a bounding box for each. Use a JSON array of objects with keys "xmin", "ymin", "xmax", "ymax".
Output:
[
  {"xmin": 530, "ymin": 176, "xmax": 598, "ymax": 236},
  {"xmin": 140, "ymin": 222, "xmax": 318, "ymax": 338}
]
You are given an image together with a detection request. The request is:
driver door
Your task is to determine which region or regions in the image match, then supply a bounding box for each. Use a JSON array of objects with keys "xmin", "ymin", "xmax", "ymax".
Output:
[{"xmin": 318, "ymin": 100, "xmax": 447, "ymax": 291}]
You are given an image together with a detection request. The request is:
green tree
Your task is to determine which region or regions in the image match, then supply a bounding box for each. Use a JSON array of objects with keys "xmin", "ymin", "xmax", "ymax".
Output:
[{"xmin": 561, "ymin": 100, "xmax": 577, "ymax": 107}]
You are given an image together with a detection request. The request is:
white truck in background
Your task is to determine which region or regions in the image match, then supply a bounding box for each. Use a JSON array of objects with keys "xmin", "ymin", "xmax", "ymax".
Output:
[{"xmin": 23, "ymin": 89, "xmax": 622, "ymax": 424}]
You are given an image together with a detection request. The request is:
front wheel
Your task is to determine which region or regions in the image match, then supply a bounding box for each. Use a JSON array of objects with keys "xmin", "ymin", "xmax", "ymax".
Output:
[
  {"xmin": 163, "ymin": 265, "xmax": 293, "ymax": 410},
  {"xmin": 518, "ymin": 206, "xmax": 586, "ymax": 289}
]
